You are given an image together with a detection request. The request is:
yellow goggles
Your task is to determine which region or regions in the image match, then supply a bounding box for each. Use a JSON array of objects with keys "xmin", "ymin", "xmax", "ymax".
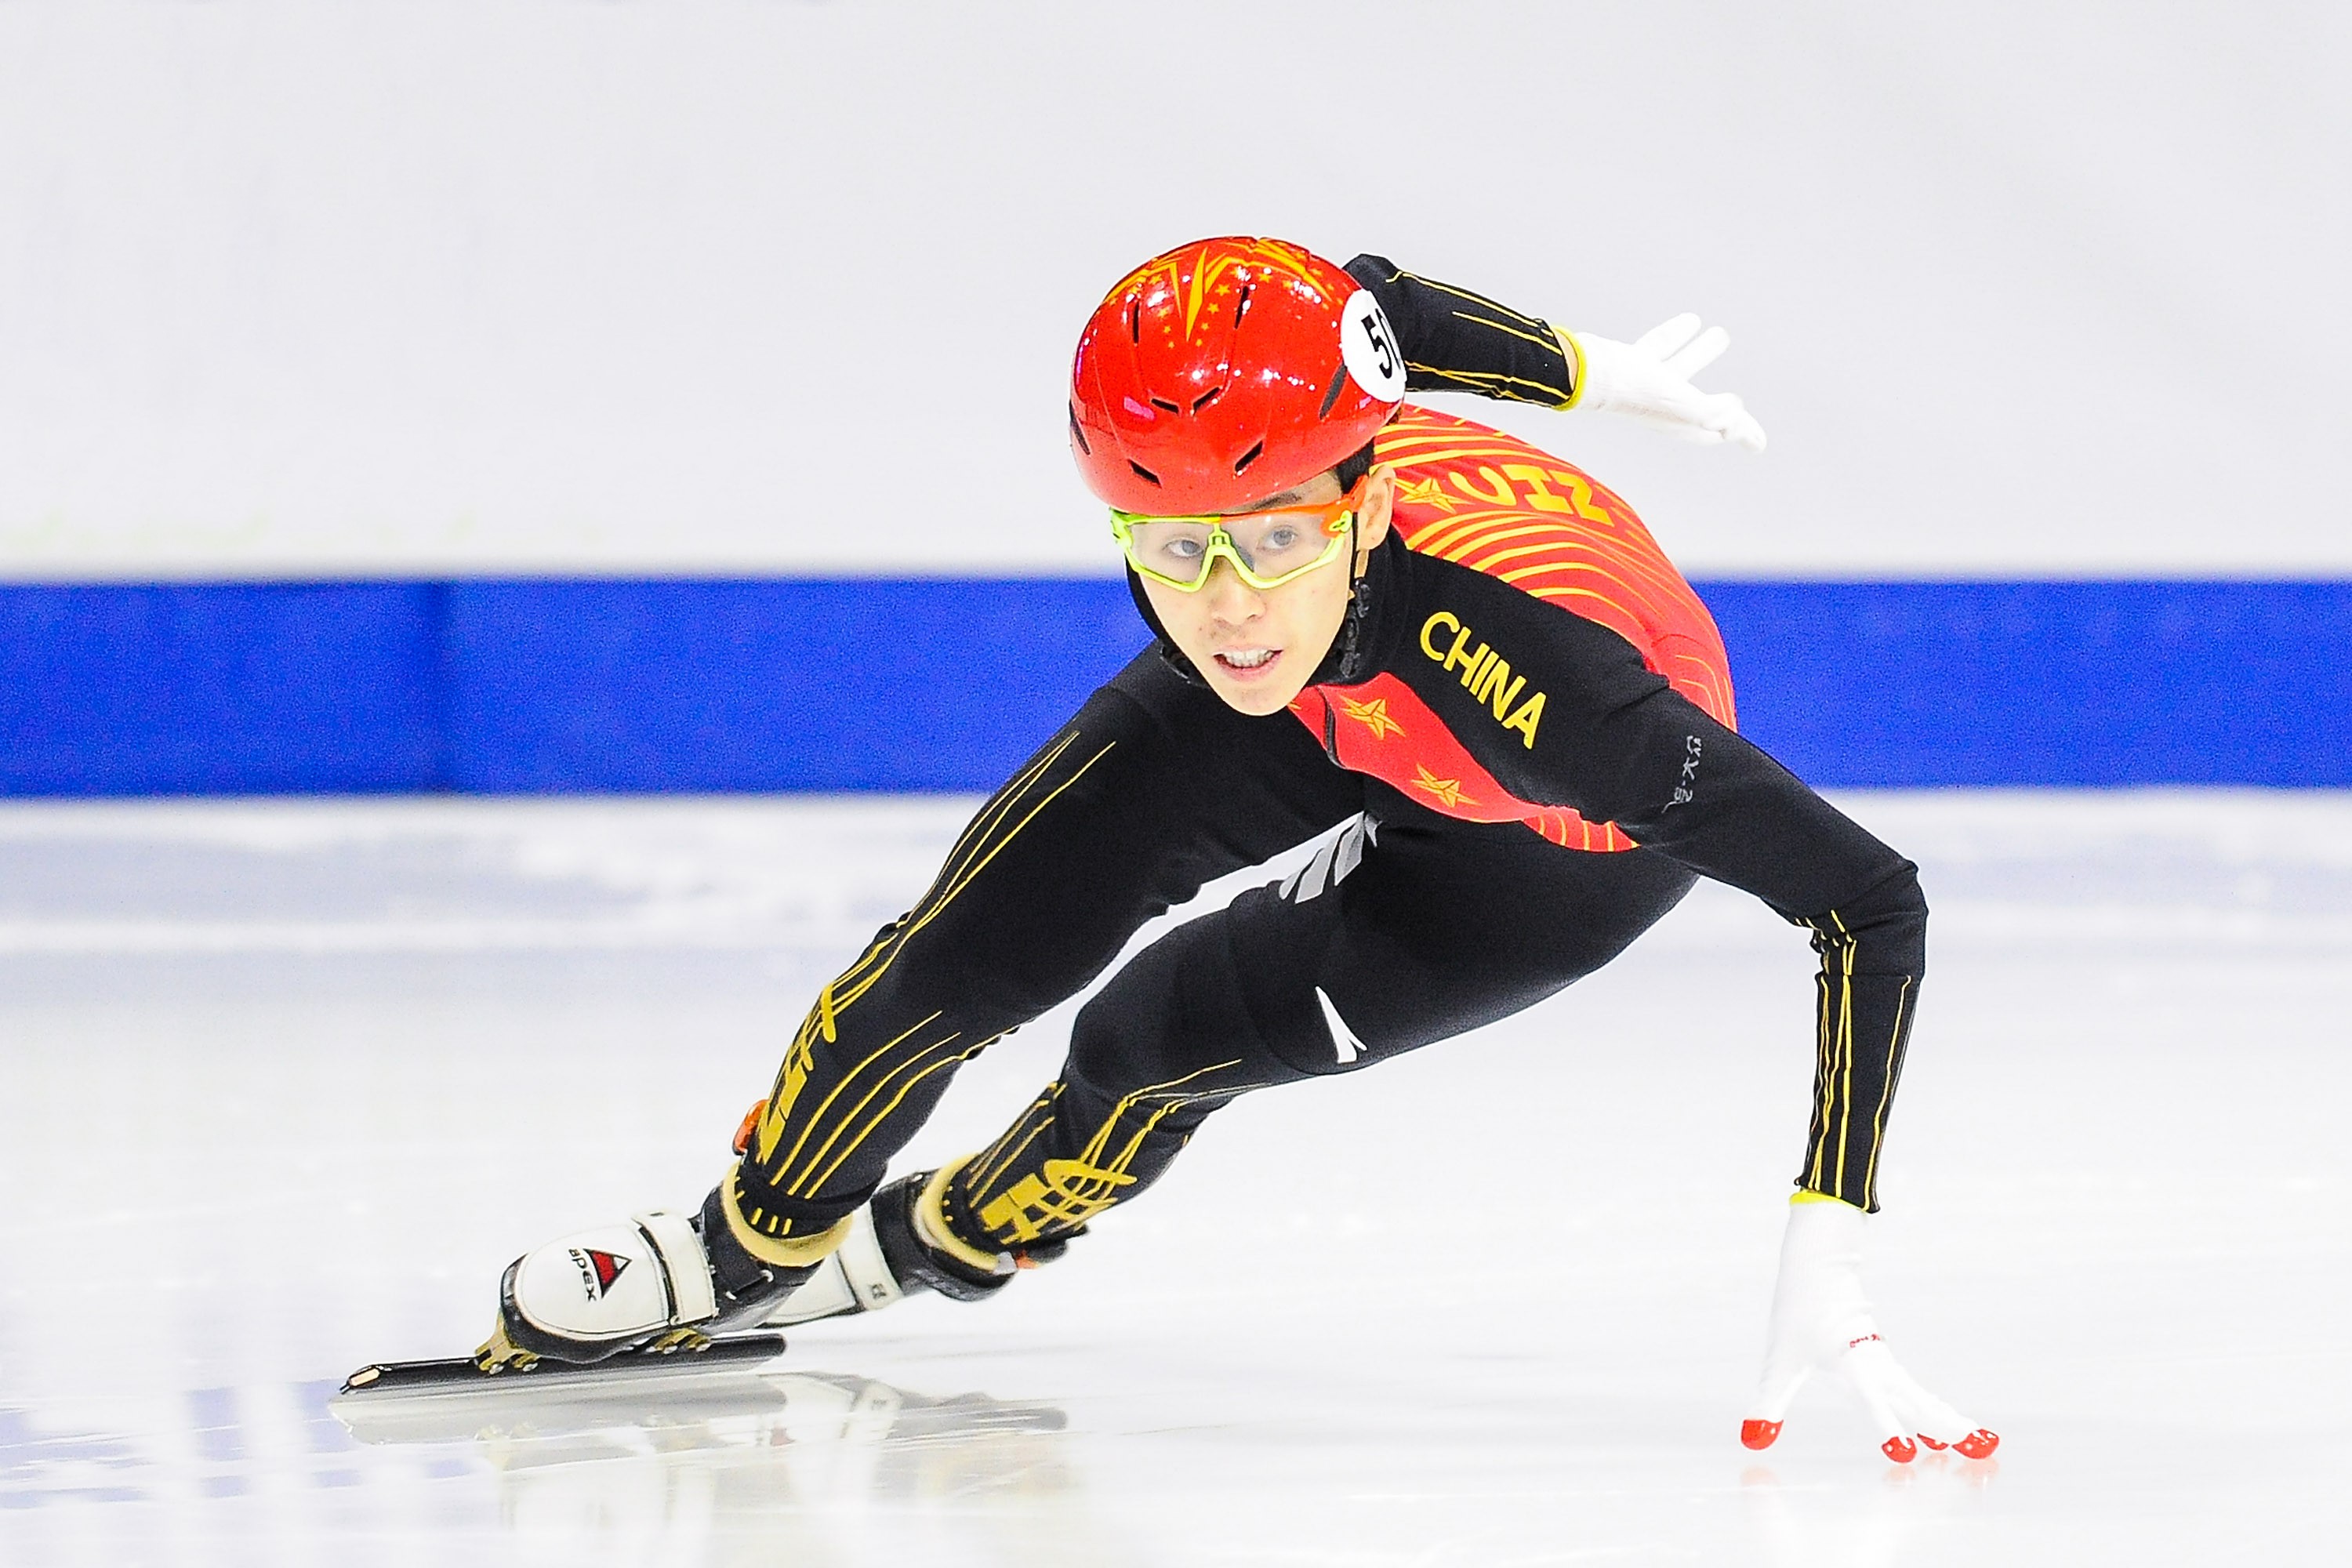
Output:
[{"xmin": 1109, "ymin": 476, "xmax": 1367, "ymax": 593}]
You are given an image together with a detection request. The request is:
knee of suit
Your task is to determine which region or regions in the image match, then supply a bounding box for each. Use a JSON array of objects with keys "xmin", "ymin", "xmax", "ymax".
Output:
[
  {"xmin": 1062, "ymin": 908, "xmax": 1338, "ymax": 1098},
  {"xmin": 1219, "ymin": 878, "xmax": 1376, "ymax": 1076},
  {"xmin": 1064, "ymin": 946, "xmax": 1244, "ymax": 1098}
]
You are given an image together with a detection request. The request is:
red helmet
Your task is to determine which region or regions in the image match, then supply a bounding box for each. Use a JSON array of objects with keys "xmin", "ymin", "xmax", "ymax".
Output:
[{"xmin": 1069, "ymin": 237, "xmax": 1406, "ymax": 515}]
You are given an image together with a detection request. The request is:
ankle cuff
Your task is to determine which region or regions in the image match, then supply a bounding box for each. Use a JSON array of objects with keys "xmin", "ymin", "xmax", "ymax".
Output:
[
  {"xmin": 916, "ymin": 1161, "xmax": 1011, "ymax": 1276},
  {"xmin": 722, "ymin": 1171, "xmax": 853, "ymax": 1268}
]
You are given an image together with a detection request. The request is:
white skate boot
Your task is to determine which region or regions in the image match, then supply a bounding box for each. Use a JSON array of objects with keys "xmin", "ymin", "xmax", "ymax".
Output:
[
  {"xmin": 475, "ymin": 1177, "xmax": 855, "ymax": 1372},
  {"xmin": 474, "ymin": 1163, "xmax": 1073, "ymax": 1374},
  {"xmin": 477, "ymin": 1208, "xmax": 720, "ymax": 1369}
]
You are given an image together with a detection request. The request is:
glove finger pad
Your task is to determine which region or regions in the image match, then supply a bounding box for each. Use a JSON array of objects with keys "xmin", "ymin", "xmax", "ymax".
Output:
[
  {"xmin": 1662, "ymin": 325, "xmax": 1732, "ymax": 377},
  {"xmin": 1633, "ymin": 313, "xmax": 1704, "ymax": 359}
]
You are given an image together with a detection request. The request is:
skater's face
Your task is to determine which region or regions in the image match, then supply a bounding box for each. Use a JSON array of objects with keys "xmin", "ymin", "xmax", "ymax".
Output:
[{"xmin": 1137, "ymin": 465, "xmax": 1394, "ymax": 717}]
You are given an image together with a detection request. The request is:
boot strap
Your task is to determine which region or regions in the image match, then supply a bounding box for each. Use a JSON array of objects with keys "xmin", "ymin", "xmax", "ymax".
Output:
[{"xmin": 632, "ymin": 1210, "xmax": 717, "ymax": 1323}]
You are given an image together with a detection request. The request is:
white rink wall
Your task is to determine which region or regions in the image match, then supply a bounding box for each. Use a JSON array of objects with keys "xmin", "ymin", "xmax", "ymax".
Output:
[{"xmin": 2, "ymin": 0, "xmax": 2347, "ymax": 582}]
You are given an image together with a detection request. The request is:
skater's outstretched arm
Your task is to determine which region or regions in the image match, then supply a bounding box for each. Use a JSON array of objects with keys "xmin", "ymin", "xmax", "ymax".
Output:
[
  {"xmin": 1432, "ymin": 607, "xmax": 1994, "ymax": 1460},
  {"xmin": 1382, "ymin": 595, "xmax": 1921, "ymax": 1210},
  {"xmin": 1345, "ymin": 254, "xmax": 1766, "ymax": 450}
]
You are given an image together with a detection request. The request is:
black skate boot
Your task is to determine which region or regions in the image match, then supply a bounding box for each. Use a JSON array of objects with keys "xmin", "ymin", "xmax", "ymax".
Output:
[
  {"xmin": 750, "ymin": 1162, "xmax": 1085, "ymax": 1323},
  {"xmin": 869, "ymin": 1168, "xmax": 1014, "ymax": 1301},
  {"xmin": 869, "ymin": 1164, "xmax": 1083, "ymax": 1301}
]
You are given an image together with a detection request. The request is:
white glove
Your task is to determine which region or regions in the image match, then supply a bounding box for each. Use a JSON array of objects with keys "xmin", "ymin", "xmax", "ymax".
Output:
[
  {"xmin": 1741, "ymin": 1194, "xmax": 1998, "ymax": 1463},
  {"xmin": 1563, "ymin": 314, "xmax": 1768, "ymax": 452}
]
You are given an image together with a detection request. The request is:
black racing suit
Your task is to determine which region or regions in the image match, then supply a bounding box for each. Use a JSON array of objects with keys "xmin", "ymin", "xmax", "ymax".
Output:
[{"xmin": 723, "ymin": 260, "xmax": 1927, "ymax": 1259}]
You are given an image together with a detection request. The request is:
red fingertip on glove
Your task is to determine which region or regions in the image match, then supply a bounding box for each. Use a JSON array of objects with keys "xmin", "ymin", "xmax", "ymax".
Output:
[
  {"xmin": 1916, "ymin": 1434, "xmax": 1948, "ymax": 1450},
  {"xmin": 1740, "ymin": 1420, "xmax": 1781, "ymax": 1450},
  {"xmin": 1955, "ymin": 1428, "xmax": 2001, "ymax": 1460},
  {"xmin": 1882, "ymin": 1436, "xmax": 1918, "ymax": 1464}
]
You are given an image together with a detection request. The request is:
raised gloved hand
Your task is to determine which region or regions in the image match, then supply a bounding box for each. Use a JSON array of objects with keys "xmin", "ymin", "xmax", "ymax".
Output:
[
  {"xmin": 1562, "ymin": 314, "xmax": 1767, "ymax": 452},
  {"xmin": 1741, "ymin": 1193, "xmax": 1998, "ymax": 1463}
]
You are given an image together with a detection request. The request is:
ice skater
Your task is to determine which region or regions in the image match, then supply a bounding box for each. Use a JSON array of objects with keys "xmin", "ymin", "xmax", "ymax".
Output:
[{"xmin": 465, "ymin": 237, "xmax": 1996, "ymax": 1464}]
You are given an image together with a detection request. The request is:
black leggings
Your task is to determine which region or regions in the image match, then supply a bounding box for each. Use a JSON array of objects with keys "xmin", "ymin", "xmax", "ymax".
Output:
[
  {"xmin": 727, "ymin": 648, "xmax": 1691, "ymax": 1249},
  {"xmin": 950, "ymin": 794, "xmax": 1693, "ymax": 1247}
]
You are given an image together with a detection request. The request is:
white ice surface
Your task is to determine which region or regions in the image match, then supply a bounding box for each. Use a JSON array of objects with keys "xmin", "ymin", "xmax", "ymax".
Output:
[{"xmin": 1, "ymin": 791, "xmax": 2347, "ymax": 1564}]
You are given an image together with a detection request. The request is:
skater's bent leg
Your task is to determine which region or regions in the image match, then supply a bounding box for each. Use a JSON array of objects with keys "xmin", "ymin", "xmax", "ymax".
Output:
[
  {"xmin": 949, "ymin": 907, "xmax": 1317, "ymax": 1248},
  {"xmin": 948, "ymin": 803, "xmax": 1699, "ymax": 1252},
  {"xmin": 726, "ymin": 651, "xmax": 1362, "ymax": 1247}
]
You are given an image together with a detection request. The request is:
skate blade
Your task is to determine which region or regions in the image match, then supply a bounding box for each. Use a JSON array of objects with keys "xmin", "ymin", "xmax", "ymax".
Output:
[{"xmin": 330, "ymin": 1331, "xmax": 790, "ymax": 1441}]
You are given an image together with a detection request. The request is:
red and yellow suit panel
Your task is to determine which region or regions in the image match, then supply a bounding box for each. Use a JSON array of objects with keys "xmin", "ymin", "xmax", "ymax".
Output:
[{"xmin": 1290, "ymin": 406, "xmax": 1736, "ymax": 851}]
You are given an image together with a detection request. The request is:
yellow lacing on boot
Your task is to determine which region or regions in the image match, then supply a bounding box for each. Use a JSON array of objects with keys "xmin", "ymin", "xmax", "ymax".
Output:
[{"xmin": 917, "ymin": 1159, "xmax": 1011, "ymax": 1276}]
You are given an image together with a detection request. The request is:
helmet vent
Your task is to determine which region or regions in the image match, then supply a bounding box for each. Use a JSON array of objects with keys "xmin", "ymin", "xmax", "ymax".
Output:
[
  {"xmin": 1190, "ymin": 387, "xmax": 1223, "ymax": 413},
  {"xmin": 1128, "ymin": 460, "xmax": 1161, "ymax": 485},
  {"xmin": 1316, "ymin": 365, "xmax": 1348, "ymax": 419},
  {"xmin": 1067, "ymin": 404, "xmax": 1091, "ymax": 455},
  {"xmin": 1232, "ymin": 285, "xmax": 1253, "ymax": 327},
  {"xmin": 1149, "ymin": 396, "xmax": 1181, "ymax": 413},
  {"xmin": 1128, "ymin": 299, "xmax": 1142, "ymax": 342},
  {"xmin": 1232, "ymin": 440, "xmax": 1265, "ymax": 475}
]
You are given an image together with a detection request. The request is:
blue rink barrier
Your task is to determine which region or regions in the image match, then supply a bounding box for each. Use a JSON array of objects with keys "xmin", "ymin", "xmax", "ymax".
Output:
[
  {"xmin": 1697, "ymin": 580, "xmax": 2352, "ymax": 788},
  {"xmin": 2, "ymin": 578, "xmax": 2347, "ymax": 794}
]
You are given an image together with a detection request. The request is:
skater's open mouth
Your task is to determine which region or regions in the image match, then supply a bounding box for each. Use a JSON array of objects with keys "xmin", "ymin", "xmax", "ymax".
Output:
[{"xmin": 1213, "ymin": 647, "xmax": 1280, "ymax": 676}]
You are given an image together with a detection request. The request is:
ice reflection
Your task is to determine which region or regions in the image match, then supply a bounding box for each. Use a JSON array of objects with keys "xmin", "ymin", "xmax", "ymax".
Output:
[
  {"xmin": 336, "ymin": 1366, "xmax": 1091, "ymax": 1563},
  {"xmin": 1740, "ymin": 1452, "xmax": 2002, "ymax": 1567},
  {"xmin": 0, "ymin": 1404, "xmax": 148, "ymax": 1508}
]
